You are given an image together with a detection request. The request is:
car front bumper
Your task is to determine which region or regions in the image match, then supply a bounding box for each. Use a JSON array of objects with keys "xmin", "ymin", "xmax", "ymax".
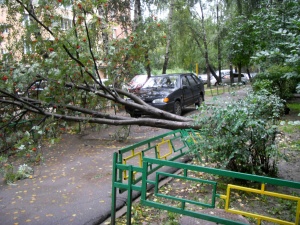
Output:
[{"xmin": 125, "ymin": 101, "xmax": 174, "ymax": 116}]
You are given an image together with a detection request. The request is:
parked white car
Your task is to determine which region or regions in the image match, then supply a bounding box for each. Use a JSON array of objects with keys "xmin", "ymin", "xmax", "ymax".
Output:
[
  {"xmin": 198, "ymin": 74, "xmax": 216, "ymax": 85},
  {"xmin": 213, "ymin": 72, "xmax": 249, "ymax": 86},
  {"xmin": 217, "ymin": 69, "xmax": 231, "ymax": 77}
]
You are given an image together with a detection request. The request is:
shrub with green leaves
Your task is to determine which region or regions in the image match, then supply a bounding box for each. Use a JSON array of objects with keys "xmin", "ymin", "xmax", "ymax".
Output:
[
  {"xmin": 190, "ymin": 91, "xmax": 285, "ymax": 176},
  {"xmin": 253, "ymin": 66, "xmax": 299, "ymax": 100},
  {"xmin": 0, "ymin": 158, "xmax": 33, "ymax": 184}
]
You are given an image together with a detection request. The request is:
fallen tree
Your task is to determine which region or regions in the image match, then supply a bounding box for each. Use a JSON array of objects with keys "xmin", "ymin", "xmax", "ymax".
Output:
[
  {"xmin": 0, "ymin": 1, "xmax": 197, "ymax": 131},
  {"xmin": 0, "ymin": 1, "xmax": 206, "ymax": 177}
]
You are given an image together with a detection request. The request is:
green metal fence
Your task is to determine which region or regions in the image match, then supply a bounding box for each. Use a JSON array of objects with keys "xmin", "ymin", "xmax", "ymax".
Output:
[
  {"xmin": 114, "ymin": 129, "xmax": 194, "ymax": 188},
  {"xmin": 141, "ymin": 157, "xmax": 300, "ymax": 225},
  {"xmin": 111, "ymin": 129, "xmax": 193, "ymax": 224},
  {"xmin": 111, "ymin": 129, "xmax": 300, "ymax": 225}
]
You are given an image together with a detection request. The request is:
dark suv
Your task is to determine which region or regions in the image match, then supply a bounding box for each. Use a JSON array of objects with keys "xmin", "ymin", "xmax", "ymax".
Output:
[{"xmin": 125, "ymin": 73, "xmax": 205, "ymax": 117}]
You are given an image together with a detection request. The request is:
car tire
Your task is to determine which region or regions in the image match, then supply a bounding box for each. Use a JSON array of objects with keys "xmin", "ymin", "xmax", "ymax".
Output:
[
  {"xmin": 173, "ymin": 100, "xmax": 182, "ymax": 116},
  {"xmin": 195, "ymin": 94, "xmax": 203, "ymax": 108}
]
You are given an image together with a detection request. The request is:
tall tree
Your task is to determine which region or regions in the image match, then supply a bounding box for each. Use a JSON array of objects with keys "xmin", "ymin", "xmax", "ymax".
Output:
[
  {"xmin": 162, "ymin": 0, "xmax": 174, "ymax": 74},
  {"xmin": 251, "ymin": 0, "xmax": 300, "ymax": 96},
  {"xmin": 216, "ymin": 0, "xmax": 222, "ymax": 80},
  {"xmin": 133, "ymin": 0, "xmax": 142, "ymax": 31},
  {"xmin": 196, "ymin": 0, "xmax": 216, "ymax": 87}
]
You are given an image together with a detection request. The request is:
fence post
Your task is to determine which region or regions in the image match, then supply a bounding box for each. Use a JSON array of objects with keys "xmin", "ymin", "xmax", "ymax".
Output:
[
  {"xmin": 126, "ymin": 165, "xmax": 133, "ymax": 225},
  {"xmin": 141, "ymin": 160, "xmax": 148, "ymax": 204},
  {"xmin": 111, "ymin": 152, "xmax": 118, "ymax": 225}
]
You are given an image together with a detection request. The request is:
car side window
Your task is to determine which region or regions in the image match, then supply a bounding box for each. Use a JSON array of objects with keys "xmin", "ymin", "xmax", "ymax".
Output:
[
  {"xmin": 182, "ymin": 76, "xmax": 189, "ymax": 86},
  {"xmin": 186, "ymin": 75, "xmax": 197, "ymax": 86}
]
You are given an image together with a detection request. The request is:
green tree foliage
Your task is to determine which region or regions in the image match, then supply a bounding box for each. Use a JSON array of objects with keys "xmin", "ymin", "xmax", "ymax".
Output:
[
  {"xmin": 251, "ymin": 0, "xmax": 300, "ymax": 95},
  {"xmin": 253, "ymin": 66, "xmax": 298, "ymax": 100},
  {"xmin": 225, "ymin": 15, "xmax": 256, "ymax": 74}
]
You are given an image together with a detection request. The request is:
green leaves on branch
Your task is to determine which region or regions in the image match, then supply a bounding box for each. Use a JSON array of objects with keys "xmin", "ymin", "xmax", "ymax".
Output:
[{"xmin": 253, "ymin": 66, "xmax": 300, "ymax": 100}]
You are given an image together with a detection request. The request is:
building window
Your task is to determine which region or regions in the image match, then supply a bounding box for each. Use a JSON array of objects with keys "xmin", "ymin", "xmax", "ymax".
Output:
[{"xmin": 61, "ymin": 18, "xmax": 73, "ymax": 30}]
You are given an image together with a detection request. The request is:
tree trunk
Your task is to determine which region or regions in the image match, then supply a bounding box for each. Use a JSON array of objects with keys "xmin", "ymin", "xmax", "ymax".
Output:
[
  {"xmin": 162, "ymin": 0, "xmax": 174, "ymax": 74},
  {"xmin": 133, "ymin": 0, "xmax": 151, "ymax": 77},
  {"xmin": 246, "ymin": 67, "xmax": 252, "ymax": 82},
  {"xmin": 238, "ymin": 62, "xmax": 242, "ymax": 82},
  {"xmin": 145, "ymin": 51, "xmax": 151, "ymax": 77},
  {"xmin": 209, "ymin": 64, "xmax": 220, "ymax": 83},
  {"xmin": 217, "ymin": 0, "xmax": 222, "ymax": 82},
  {"xmin": 199, "ymin": 0, "xmax": 211, "ymax": 88},
  {"xmin": 98, "ymin": 5, "xmax": 109, "ymax": 57},
  {"xmin": 230, "ymin": 64, "xmax": 234, "ymax": 84},
  {"xmin": 133, "ymin": 0, "xmax": 141, "ymax": 32}
]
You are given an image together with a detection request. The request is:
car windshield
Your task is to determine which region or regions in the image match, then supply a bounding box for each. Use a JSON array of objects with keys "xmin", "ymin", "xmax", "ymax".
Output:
[
  {"xmin": 142, "ymin": 75, "xmax": 178, "ymax": 89},
  {"xmin": 129, "ymin": 75, "xmax": 147, "ymax": 88}
]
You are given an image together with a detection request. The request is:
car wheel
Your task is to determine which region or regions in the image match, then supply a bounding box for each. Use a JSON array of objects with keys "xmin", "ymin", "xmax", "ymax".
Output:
[
  {"xmin": 195, "ymin": 94, "xmax": 203, "ymax": 108},
  {"xmin": 173, "ymin": 100, "xmax": 182, "ymax": 115}
]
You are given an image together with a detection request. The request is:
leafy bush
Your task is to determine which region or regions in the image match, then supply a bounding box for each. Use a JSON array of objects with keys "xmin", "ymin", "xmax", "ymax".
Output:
[
  {"xmin": 253, "ymin": 66, "xmax": 299, "ymax": 100},
  {"xmin": 190, "ymin": 91, "xmax": 285, "ymax": 176},
  {"xmin": 0, "ymin": 113, "xmax": 47, "ymax": 184},
  {"xmin": 0, "ymin": 156, "xmax": 33, "ymax": 184}
]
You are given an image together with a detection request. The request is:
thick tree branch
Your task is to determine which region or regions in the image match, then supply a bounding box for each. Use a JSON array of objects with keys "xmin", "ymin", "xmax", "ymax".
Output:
[{"xmin": 0, "ymin": 97, "xmax": 198, "ymax": 130}]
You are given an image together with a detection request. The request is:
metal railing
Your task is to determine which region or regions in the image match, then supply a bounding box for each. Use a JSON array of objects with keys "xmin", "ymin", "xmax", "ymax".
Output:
[{"xmin": 111, "ymin": 129, "xmax": 300, "ymax": 225}]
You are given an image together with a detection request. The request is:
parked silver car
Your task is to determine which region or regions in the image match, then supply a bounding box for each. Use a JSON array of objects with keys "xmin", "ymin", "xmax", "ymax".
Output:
[{"xmin": 198, "ymin": 74, "xmax": 216, "ymax": 85}]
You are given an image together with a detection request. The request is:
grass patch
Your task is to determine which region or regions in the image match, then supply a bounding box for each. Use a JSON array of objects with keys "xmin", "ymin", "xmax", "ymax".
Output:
[
  {"xmin": 290, "ymin": 139, "xmax": 300, "ymax": 151},
  {"xmin": 279, "ymin": 123, "xmax": 300, "ymax": 134},
  {"xmin": 279, "ymin": 102, "xmax": 300, "ymax": 133},
  {"xmin": 287, "ymin": 102, "xmax": 300, "ymax": 112},
  {"xmin": 205, "ymin": 84, "xmax": 247, "ymax": 97}
]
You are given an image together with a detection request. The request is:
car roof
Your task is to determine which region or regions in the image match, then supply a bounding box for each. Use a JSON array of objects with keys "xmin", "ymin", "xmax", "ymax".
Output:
[{"xmin": 150, "ymin": 73, "xmax": 192, "ymax": 77}]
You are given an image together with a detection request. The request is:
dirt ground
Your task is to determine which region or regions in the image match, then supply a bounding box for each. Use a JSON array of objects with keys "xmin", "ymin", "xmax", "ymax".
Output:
[{"xmin": 276, "ymin": 97, "xmax": 300, "ymax": 183}]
